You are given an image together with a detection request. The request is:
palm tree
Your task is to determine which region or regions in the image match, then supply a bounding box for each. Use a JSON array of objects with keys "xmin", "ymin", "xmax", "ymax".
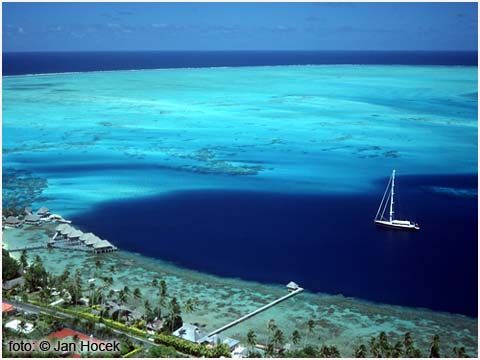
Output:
[
  {"xmin": 354, "ymin": 344, "xmax": 367, "ymax": 358},
  {"xmin": 453, "ymin": 346, "xmax": 467, "ymax": 358},
  {"xmin": 304, "ymin": 319, "xmax": 315, "ymax": 347},
  {"xmin": 273, "ymin": 329, "xmax": 285, "ymax": 351},
  {"xmin": 429, "ymin": 335, "xmax": 440, "ymax": 358},
  {"xmin": 184, "ymin": 298, "xmax": 196, "ymax": 314},
  {"xmin": 89, "ymin": 282, "xmax": 96, "ymax": 305},
  {"xmin": 265, "ymin": 342, "xmax": 275, "ymax": 358},
  {"xmin": 20, "ymin": 249, "xmax": 28, "ymax": 270},
  {"xmin": 168, "ymin": 297, "xmax": 181, "ymax": 331},
  {"xmin": 266, "ymin": 319, "xmax": 277, "ymax": 345},
  {"xmin": 291, "ymin": 330, "xmax": 301, "ymax": 349},
  {"xmin": 246, "ymin": 329, "xmax": 257, "ymax": 353},
  {"xmin": 404, "ymin": 332, "xmax": 421, "ymax": 357},
  {"xmin": 95, "ymin": 259, "xmax": 102, "ymax": 271},
  {"xmin": 369, "ymin": 336, "xmax": 380, "ymax": 357},
  {"xmin": 144, "ymin": 299, "xmax": 152, "ymax": 316},
  {"xmin": 109, "ymin": 265, "xmax": 115, "ymax": 274},
  {"xmin": 117, "ymin": 289, "xmax": 127, "ymax": 304},
  {"xmin": 151, "ymin": 278, "xmax": 158, "ymax": 287},
  {"xmin": 378, "ymin": 331, "xmax": 391, "ymax": 357},
  {"xmin": 133, "ymin": 288, "xmax": 142, "ymax": 300},
  {"xmin": 159, "ymin": 280, "xmax": 167, "ymax": 297}
]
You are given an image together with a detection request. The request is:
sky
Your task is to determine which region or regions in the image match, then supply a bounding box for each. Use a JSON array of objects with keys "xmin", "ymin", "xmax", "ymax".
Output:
[{"xmin": 2, "ymin": 2, "xmax": 478, "ymax": 52}]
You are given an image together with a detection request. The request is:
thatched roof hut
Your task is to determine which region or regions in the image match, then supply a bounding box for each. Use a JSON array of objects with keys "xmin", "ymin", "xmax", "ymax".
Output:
[
  {"xmin": 24, "ymin": 214, "xmax": 41, "ymax": 224},
  {"xmin": 37, "ymin": 206, "xmax": 50, "ymax": 216},
  {"xmin": 93, "ymin": 240, "xmax": 113, "ymax": 249},
  {"xmin": 85, "ymin": 236, "xmax": 101, "ymax": 246},
  {"xmin": 67, "ymin": 229, "xmax": 83, "ymax": 239},
  {"xmin": 4, "ymin": 216, "xmax": 21, "ymax": 227},
  {"xmin": 59, "ymin": 224, "xmax": 73, "ymax": 235},
  {"xmin": 55, "ymin": 223, "xmax": 69, "ymax": 232},
  {"xmin": 79, "ymin": 232, "xmax": 95, "ymax": 242}
]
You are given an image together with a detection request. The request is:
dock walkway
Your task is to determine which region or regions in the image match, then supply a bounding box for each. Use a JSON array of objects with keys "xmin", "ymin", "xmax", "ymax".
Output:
[
  {"xmin": 8, "ymin": 245, "xmax": 46, "ymax": 252},
  {"xmin": 208, "ymin": 287, "xmax": 304, "ymax": 337}
]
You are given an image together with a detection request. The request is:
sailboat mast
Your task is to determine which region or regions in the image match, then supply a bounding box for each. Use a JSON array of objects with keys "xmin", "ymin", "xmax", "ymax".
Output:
[{"xmin": 389, "ymin": 169, "xmax": 395, "ymax": 222}]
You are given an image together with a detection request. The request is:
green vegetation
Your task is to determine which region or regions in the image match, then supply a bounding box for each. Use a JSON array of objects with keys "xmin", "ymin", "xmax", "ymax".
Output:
[
  {"xmin": 145, "ymin": 345, "xmax": 181, "ymax": 358},
  {"xmin": 2, "ymin": 249, "xmax": 22, "ymax": 280},
  {"xmin": 2, "ymin": 250, "xmax": 473, "ymax": 359}
]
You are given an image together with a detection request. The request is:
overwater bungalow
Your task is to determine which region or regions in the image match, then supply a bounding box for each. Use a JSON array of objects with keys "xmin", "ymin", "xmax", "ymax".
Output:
[
  {"xmin": 24, "ymin": 214, "xmax": 41, "ymax": 225},
  {"xmin": 47, "ymin": 214, "xmax": 71, "ymax": 224},
  {"xmin": 37, "ymin": 206, "xmax": 50, "ymax": 217},
  {"xmin": 93, "ymin": 240, "xmax": 117, "ymax": 253},
  {"xmin": 3, "ymin": 216, "xmax": 22, "ymax": 228},
  {"xmin": 79, "ymin": 232, "xmax": 96, "ymax": 243},
  {"xmin": 58, "ymin": 224, "xmax": 74, "ymax": 237},
  {"xmin": 286, "ymin": 281, "xmax": 300, "ymax": 292},
  {"xmin": 85, "ymin": 235, "xmax": 102, "ymax": 247},
  {"xmin": 67, "ymin": 229, "xmax": 83, "ymax": 240}
]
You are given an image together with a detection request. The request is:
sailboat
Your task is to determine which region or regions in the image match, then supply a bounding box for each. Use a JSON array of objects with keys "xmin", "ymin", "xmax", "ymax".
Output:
[{"xmin": 374, "ymin": 170, "xmax": 420, "ymax": 230}]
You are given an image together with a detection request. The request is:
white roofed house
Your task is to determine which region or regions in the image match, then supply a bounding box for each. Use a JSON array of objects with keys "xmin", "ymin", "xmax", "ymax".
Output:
[
  {"xmin": 58, "ymin": 224, "xmax": 73, "ymax": 239},
  {"xmin": 24, "ymin": 214, "xmax": 41, "ymax": 225},
  {"xmin": 67, "ymin": 229, "xmax": 83, "ymax": 241},
  {"xmin": 3, "ymin": 216, "xmax": 22, "ymax": 228},
  {"xmin": 93, "ymin": 240, "xmax": 117, "ymax": 253},
  {"xmin": 84, "ymin": 235, "xmax": 101, "ymax": 247},
  {"xmin": 172, "ymin": 323, "xmax": 207, "ymax": 343},
  {"xmin": 199, "ymin": 334, "xmax": 240, "ymax": 351},
  {"xmin": 37, "ymin": 206, "xmax": 50, "ymax": 217},
  {"xmin": 79, "ymin": 232, "xmax": 96, "ymax": 243}
]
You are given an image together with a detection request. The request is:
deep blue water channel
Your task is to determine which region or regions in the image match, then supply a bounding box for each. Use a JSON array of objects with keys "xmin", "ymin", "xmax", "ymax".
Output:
[{"xmin": 73, "ymin": 174, "xmax": 478, "ymax": 317}]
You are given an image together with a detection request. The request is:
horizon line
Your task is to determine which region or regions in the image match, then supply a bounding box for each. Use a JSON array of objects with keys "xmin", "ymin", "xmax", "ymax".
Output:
[{"xmin": 3, "ymin": 49, "xmax": 478, "ymax": 54}]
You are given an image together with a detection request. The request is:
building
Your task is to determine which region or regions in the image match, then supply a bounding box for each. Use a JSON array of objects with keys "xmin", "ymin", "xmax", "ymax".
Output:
[
  {"xmin": 286, "ymin": 281, "xmax": 300, "ymax": 292},
  {"xmin": 37, "ymin": 206, "xmax": 50, "ymax": 217},
  {"xmin": 24, "ymin": 214, "xmax": 41, "ymax": 225},
  {"xmin": 5, "ymin": 319, "xmax": 34, "ymax": 334},
  {"xmin": 2, "ymin": 302, "xmax": 14, "ymax": 314},
  {"xmin": 199, "ymin": 334, "xmax": 240, "ymax": 351},
  {"xmin": 172, "ymin": 323, "xmax": 207, "ymax": 343},
  {"xmin": 79, "ymin": 232, "xmax": 96, "ymax": 243},
  {"xmin": 93, "ymin": 240, "xmax": 117, "ymax": 253},
  {"xmin": 4, "ymin": 216, "xmax": 22, "ymax": 228},
  {"xmin": 2, "ymin": 276, "xmax": 24, "ymax": 290},
  {"xmin": 146, "ymin": 318, "xmax": 164, "ymax": 333},
  {"xmin": 67, "ymin": 229, "xmax": 84, "ymax": 240},
  {"xmin": 85, "ymin": 235, "xmax": 102, "ymax": 247},
  {"xmin": 172, "ymin": 323, "xmax": 241, "ymax": 352},
  {"xmin": 58, "ymin": 224, "xmax": 74, "ymax": 238}
]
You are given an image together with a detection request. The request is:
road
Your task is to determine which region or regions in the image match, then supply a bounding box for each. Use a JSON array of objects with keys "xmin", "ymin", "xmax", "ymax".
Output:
[{"xmin": 3, "ymin": 299, "xmax": 156, "ymax": 348}]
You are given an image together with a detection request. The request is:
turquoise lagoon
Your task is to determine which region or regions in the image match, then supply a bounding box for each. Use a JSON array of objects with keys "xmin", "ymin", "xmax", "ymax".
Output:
[
  {"xmin": 3, "ymin": 65, "xmax": 477, "ymax": 215},
  {"xmin": 2, "ymin": 65, "xmax": 478, "ymax": 355}
]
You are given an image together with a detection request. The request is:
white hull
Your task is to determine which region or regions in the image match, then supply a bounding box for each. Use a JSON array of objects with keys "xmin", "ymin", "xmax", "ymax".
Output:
[
  {"xmin": 375, "ymin": 220, "xmax": 420, "ymax": 230},
  {"xmin": 374, "ymin": 170, "xmax": 419, "ymax": 231}
]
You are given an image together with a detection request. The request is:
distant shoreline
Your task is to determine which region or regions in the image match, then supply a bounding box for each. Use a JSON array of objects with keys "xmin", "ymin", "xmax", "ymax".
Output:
[{"xmin": 3, "ymin": 50, "xmax": 477, "ymax": 76}]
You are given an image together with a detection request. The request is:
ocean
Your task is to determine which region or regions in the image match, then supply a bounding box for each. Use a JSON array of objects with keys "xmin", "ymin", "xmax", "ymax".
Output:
[
  {"xmin": 3, "ymin": 50, "xmax": 478, "ymax": 76},
  {"xmin": 2, "ymin": 51, "xmax": 477, "ymax": 317},
  {"xmin": 72, "ymin": 174, "xmax": 477, "ymax": 317}
]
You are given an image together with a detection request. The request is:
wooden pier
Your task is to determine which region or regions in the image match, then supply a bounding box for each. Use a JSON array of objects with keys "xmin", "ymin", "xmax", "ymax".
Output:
[
  {"xmin": 208, "ymin": 286, "xmax": 304, "ymax": 337},
  {"xmin": 8, "ymin": 245, "xmax": 46, "ymax": 252}
]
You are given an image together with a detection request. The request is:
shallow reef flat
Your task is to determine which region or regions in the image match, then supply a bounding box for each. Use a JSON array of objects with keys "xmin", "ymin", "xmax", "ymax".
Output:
[
  {"xmin": 3, "ymin": 65, "xmax": 477, "ymax": 216},
  {"xmin": 3, "ymin": 227, "xmax": 477, "ymax": 357}
]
